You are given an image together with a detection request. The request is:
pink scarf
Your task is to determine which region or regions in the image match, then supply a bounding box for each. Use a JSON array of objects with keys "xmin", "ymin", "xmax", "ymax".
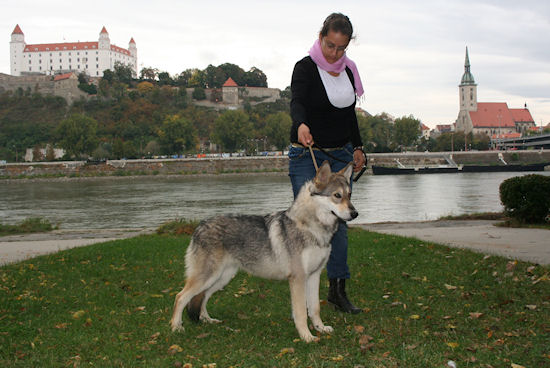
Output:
[{"xmin": 309, "ymin": 39, "xmax": 364, "ymax": 97}]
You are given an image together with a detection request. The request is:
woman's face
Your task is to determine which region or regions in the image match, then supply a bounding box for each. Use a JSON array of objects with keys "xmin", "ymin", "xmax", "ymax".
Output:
[{"xmin": 319, "ymin": 30, "xmax": 350, "ymax": 64}]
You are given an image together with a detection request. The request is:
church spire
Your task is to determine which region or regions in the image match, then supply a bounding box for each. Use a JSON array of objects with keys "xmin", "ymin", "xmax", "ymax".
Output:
[{"xmin": 460, "ymin": 46, "xmax": 476, "ymax": 86}]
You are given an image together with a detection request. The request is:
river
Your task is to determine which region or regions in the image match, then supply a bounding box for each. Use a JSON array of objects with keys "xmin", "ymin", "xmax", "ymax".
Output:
[{"xmin": 1, "ymin": 172, "xmax": 548, "ymax": 229}]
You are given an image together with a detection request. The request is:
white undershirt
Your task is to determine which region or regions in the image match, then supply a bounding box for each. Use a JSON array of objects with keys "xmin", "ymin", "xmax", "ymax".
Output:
[{"xmin": 317, "ymin": 66, "xmax": 356, "ymax": 108}]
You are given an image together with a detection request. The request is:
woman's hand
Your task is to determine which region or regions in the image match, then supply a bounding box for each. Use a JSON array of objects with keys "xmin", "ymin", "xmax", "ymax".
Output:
[
  {"xmin": 353, "ymin": 149, "xmax": 366, "ymax": 172},
  {"xmin": 297, "ymin": 123, "xmax": 314, "ymax": 147}
]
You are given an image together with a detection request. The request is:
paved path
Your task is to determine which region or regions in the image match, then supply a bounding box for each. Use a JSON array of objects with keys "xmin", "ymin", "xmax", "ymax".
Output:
[
  {"xmin": 1, "ymin": 221, "xmax": 548, "ymax": 266},
  {"xmin": 0, "ymin": 228, "xmax": 154, "ymax": 265},
  {"xmin": 358, "ymin": 220, "xmax": 549, "ymax": 265}
]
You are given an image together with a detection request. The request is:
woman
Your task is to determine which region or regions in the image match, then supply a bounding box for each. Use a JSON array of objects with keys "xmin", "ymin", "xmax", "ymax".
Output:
[{"xmin": 289, "ymin": 13, "xmax": 365, "ymax": 314}]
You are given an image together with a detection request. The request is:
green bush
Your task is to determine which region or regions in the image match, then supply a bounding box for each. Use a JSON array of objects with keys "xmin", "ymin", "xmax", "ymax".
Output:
[{"xmin": 499, "ymin": 174, "xmax": 550, "ymax": 224}]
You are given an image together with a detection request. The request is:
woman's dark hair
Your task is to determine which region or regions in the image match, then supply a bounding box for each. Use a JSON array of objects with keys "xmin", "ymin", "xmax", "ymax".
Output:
[{"xmin": 320, "ymin": 13, "xmax": 354, "ymax": 39}]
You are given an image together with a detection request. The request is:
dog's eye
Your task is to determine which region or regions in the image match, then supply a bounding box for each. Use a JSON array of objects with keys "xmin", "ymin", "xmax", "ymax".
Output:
[{"xmin": 334, "ymin": 193, "xmax": 342, "ymax": 199}]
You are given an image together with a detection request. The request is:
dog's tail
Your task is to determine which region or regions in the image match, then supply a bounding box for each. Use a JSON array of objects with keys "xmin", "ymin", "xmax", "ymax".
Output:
[{"xmin": 186, "ymin": 291, "xmax": 205, "ymax": 322}]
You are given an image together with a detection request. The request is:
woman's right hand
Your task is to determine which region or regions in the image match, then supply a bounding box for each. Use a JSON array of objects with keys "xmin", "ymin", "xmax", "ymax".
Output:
[{"xmin": 297, "ymin": 123, "xmax": 314, "ymax": 147}]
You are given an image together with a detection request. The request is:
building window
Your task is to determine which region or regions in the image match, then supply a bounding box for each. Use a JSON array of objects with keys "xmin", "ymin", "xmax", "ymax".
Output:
[{"xmin": 69, "ymin": 58, "xmax": 71, "ymax": 62}]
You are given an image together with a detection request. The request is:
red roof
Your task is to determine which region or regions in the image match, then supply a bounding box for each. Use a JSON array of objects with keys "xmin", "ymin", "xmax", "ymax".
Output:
[
  {"xmin": 100, "ymin": 26, "xmax": 108, "ymax": 34},
  {"xmin": 129, "ymin": 37, "xmax": 136, "ymax": 44},
  {"xmin": 509, "ymin": 108, "xmax": 534, "ymax": 123},
  {"xmin": 24, "ymin": 41, "xmax": 131, "ymax": 56},
  {"xmin": 421, "ymin": 123, "xmax": 430, "ymax": 131},
  {"xmin": 223, "ymin": 77, "xmax": 238, "ymax": 87},
  {"xmin": 469, "ymin": 102, "xmax": 516, "ymax": 128},
  {"xmin": 12, "ymin": 24, "xmax": 23, "ymax": 35},
  {"xmin": 54, "ymin": 72, "xmax": 74, "ymax": 81}
]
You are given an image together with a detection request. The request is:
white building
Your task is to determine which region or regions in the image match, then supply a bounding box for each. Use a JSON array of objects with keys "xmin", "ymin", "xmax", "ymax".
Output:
[{"xmin": 10, "ymin": 25, "xmax": 137, "ymax": 78}]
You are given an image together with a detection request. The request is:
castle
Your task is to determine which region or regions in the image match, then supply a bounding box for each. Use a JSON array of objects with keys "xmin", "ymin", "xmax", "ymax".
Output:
[
  {"xmin": 455, "ymin": 47, "xmax": 535, "ymax": 138},
  {"xmin": 10, "ymin": 25, "xmax": 137, "ymax": 78}
]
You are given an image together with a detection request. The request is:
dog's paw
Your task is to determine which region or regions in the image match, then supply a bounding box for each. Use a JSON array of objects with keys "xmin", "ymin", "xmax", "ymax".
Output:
[
  {"xmin": 171, "ymin": 323, "xmax": 185, "ymax": 333},
  {"xmin": 300, "ymin": 332, "xmax": 319, "ymax": 343},
  {"xmin": 315, "ymin": 324, "xmax": 333, "ymax": 334},
  {"xmin": 200, "ymin": 316, "xmax": 222, "ymax": 324}
]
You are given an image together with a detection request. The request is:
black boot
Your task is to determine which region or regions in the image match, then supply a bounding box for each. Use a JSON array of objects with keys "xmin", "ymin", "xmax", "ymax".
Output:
[{"xmin": 328, "ymin": 278, "xmax": 362, "ymax": 314}]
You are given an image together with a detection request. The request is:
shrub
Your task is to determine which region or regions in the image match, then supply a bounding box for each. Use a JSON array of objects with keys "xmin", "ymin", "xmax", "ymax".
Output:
[{"xmin": 499, "ymin": 174, "xmax": 550, "ymax": 224}]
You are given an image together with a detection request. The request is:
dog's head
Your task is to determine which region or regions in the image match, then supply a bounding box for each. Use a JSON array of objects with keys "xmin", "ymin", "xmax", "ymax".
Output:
[{"xmin": 310, "ymin": 161, "xmax": 359, "ymax": 222}]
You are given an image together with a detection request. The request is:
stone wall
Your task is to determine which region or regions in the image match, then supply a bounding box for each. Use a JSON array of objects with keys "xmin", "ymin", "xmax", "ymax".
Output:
[
  {"xmin": 0, "ymin": 73, "xmax": 87, "ymax": 103},
  {"xmin": 0, "ymin": 156, "xmax": 288, "ymax": 178}
]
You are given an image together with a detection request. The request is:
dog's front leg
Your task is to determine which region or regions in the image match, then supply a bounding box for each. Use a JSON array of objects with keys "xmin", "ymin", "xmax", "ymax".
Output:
[
  {"xmin": 288, "ymin": 274, "xmax": 317, "ymax": 342},
  {"xmin": 306, "ymin": 270, "xmax": 333, "ymax": 334}
]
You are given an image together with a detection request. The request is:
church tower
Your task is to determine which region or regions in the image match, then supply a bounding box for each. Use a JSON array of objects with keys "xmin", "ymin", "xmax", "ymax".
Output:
[
  {"xmin": 456, "ymin": 47, "xmax": 477, "ymax": 133},
  {"xmin": 459, "ymin": 47, "xmax": 477, "ymax": 111},
  {"xmin": 10, "ymin": 24, "xmax": 25, "ymax": 76}
]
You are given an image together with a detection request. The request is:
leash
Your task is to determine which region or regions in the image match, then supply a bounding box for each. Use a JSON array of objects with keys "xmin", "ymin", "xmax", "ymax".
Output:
[{"xmin": 307, "ymin": 144, "xmax": 367, "ymax": 182}]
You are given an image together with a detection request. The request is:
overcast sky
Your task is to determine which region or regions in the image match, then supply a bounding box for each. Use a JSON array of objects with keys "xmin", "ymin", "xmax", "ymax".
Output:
[{"xmin": 3, "ymin": 0, "xmax": 549, "ymax": 128}]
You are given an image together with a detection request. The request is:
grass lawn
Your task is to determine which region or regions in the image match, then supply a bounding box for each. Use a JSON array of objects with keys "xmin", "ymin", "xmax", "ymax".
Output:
[{"xmin": 1, "ymin": 228, "xmax": 548, "ymax": 367}]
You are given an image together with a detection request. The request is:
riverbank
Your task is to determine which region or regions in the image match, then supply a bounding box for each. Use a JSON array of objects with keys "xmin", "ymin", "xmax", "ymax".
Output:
[{"xmin": 1, "ymin": 150, "xmax": 549, "ymax": 179}]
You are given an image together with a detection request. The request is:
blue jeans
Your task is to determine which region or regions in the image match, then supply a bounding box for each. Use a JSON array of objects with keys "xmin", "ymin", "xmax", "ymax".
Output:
[{"xmin": 288, "ymin": 143, "xmax": 354, "ymax": 279}]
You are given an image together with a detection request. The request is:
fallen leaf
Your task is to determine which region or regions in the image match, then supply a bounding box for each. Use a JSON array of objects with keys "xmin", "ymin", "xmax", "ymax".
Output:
[
  {"xmin": 331, "ymin": 355, "xmax": 344, "ymax": 361},
  {"xmin": 511, "ymin": 364, "xmax": 526, "ymax": 368},
  {"xmin": 168, "ymin": 344, "xmax": 183, "ymax": 355},
  {"xmin": 525, "ymin": 304, "xmax": 537, "ymax": 310},
  {"xmin": 506, "ymin": 261, "xmax": 517, "ymax": 272},
  {"xmin": 444, "ymin": 284, "xmax": 457, "ymax": 290},
  {"xmin": 354, "ymin": 325, "xmax": 365, "ymax": 334},
  {"xmin": 359, "ymin": 335, "xmax": 374, "ymax": 345},
  {"xmin": 410, "ymin": 314, "xmax": 420, "ymax": 320},
  {"xmin": 72, "ymin": 310, "xmax": 85, "ymax": 319},
  {"xmin": 469, "ymin": 312, "xmax": 484, "ymax": 319},
  {"xmin": 277, "ymin": 347, "xmax": 295, "ymax": 357},
  {"xmin": 446, "ymin": 342, "xmax": 459, "ymax": 349}
]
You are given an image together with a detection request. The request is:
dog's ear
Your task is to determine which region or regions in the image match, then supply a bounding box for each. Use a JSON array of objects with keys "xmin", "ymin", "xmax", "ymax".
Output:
[
  {"xmin": 337, "ymin": 162, "xmax": 354, "ymax": 184},
  {"xmin": 314, "ymin": 161, "xmax": 332, "ymax": 187}
]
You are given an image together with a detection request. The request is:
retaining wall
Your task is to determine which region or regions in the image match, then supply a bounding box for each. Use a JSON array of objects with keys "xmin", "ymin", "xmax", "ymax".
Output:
[{"xmin": 1, "ymin": 150, "xmax": 549, "ymax": 179}]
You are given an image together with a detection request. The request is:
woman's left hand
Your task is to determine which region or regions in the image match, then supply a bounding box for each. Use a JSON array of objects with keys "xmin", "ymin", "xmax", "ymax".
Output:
[{"xmin": 353, "ymin": 149, "xmax": 366, "ymax": 172}]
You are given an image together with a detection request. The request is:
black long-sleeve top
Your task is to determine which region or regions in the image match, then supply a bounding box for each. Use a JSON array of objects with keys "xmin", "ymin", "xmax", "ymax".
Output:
[{"xmin": 290, "ymin": 56, "xmax": 363, "ymax": 148}]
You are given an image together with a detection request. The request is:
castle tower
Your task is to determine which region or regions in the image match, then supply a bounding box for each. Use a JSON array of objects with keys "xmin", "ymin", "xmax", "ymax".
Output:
[
  {"xmin": 10, "ymin": 24, "xmax": 25, "ymax": 76},
  {"xmin": 129, "ymin": 38, "xmax": 137, "ymax": 76},
  {"xmin": 98, "ymin": 26, "xmax": 111, "ymax": 73},
  {"xmin": 456, "ymin": 47, "xmax": 477, "ymax": 133},
  {"xmin": 98, "ymin": 26, "xmax": 110, "ymax": 49}
]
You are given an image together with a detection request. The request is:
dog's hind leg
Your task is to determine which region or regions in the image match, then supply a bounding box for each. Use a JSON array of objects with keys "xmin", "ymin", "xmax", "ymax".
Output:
[
  {"xmin": 170, "ymin": 277, "xmax": 205, "ymax": 332},
  {"xmin": 198, "ymin": 264, "xmax": 238, "ymax": 324},
  {"xmin": 306, "ymin": 270, "xmax": 333, "ymax": 334},
  {"xmin": 289, "ymin": 273, "xmax": 316, "ymax": 342}
]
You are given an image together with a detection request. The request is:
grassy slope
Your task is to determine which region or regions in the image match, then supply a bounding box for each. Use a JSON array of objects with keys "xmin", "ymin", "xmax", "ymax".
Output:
[{"xmin": 0, "ymin": 229, "xmax": 548, "ymax": 367}]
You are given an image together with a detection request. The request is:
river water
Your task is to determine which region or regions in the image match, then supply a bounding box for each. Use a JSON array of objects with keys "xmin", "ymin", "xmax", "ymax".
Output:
[{"xmin": 1, "ymin": 172, "xmax": 548, "ymax": 229}]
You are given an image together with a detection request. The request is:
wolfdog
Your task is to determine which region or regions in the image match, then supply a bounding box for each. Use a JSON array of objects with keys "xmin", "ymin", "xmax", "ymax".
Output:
[{"xmin": 170, "ymin": 161, "xmax": 358, "ymax": 342}]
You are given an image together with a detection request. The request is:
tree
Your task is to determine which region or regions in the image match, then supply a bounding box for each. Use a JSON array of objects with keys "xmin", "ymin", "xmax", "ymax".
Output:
[
  {"xmin": 393, "ymin": 115, "xmax": 421, "ymax": 149},
  {"xmin": 157, "ymin": 114, "xmax": 198, "ymax": 155},
  {"xmin": 204, "ymin": 64, "xmax": 227, "ymax": 88},
  {"xmin": 56, "ymin": 114, "xmax": 99, "ymax": 159},
  {"xmin": 212, "ymin": 110, "xmax": 253, "ymax": 152},
  {"xmin": 114, "ymin": 61, "xmax": 134, "ymax": 83},
  {"xmin": 158, "ymin": 71, "xmax": 173, "ymax": 86},
  {"xmin": 140, "ymin": 67, "xmax": 158, "ymax": 82},
  {"xmin": 188, "ymin": 69, "xmax": 206, "ymax": 88},
  {"xmin": 218, "ymin": 63, "xmax": 245, "ymax": 86},
  {"xmin": 263, "ymin": 112, "xmax": 292, "ymax": 150},
  {"xmin": 243, "ymin": 67, "xmax": 268, "ymax": 87}
]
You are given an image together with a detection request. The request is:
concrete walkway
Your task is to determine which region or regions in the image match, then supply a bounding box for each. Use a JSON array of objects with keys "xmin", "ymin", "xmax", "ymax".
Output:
[
  {"xmin": 358, "ymin": 220, "xmax": 550, "ymax": 265},
  {"xmin": 0, "ymin": 228, "xmax": 154, "ymax": 265},
  {"xmin": 1, "ymin": 221, "xmax": 548, "ymax": 266}
]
